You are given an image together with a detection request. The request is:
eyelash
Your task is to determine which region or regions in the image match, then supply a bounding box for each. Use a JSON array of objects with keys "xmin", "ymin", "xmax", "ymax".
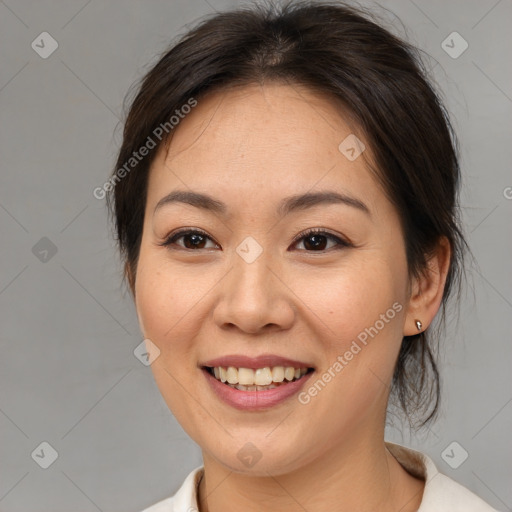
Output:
[{"xmin": 158, "ymin": 227, "xmax": 352, "ymax": 252}]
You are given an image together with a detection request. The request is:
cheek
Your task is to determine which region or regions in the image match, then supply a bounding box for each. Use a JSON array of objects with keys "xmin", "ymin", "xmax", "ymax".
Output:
[
  {"xmin": 134, "ymin": 254, "xmax": 203, "ymax": 417},
  {"xmin": 135, "ymin": 251, "xmax": 210, "ymax": 344},
  {"xmin": 292, "ymin": 256, "xmax": 403, "ymax": 341},
  {"xmin": 134, "ymin": 251, "xmax": 213, "ymax": 434},
  {"xmin": 290, "ymin": 267, "xmax": 406, "ymax": 438},
  {"xmin": 291, "ymin": 253, "xmax": 408, "ymax": 407}
]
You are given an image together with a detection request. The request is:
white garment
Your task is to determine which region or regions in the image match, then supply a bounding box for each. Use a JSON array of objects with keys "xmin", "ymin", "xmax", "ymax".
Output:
[{"xmin": 140, "ymin": 442, "xmax": 498, "ymax": 511}]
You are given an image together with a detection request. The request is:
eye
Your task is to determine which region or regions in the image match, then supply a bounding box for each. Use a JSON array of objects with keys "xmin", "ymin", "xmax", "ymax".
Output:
[
  {"xmin": 159, "ymin": 229, "xmax": 219, "ymax": 250},
  {"xmin": 291, "ymin": 228, "xmax": 351, "ymax": 252},
  {"xmin": 158, "ymin": 227, "xmax": 351, "ymax": 252}
]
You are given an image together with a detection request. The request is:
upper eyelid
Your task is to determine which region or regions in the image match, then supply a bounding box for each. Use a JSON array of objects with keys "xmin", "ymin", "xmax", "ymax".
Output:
[
  {"xmin": 163, "ymin": 228, "xmax": 349, "ymax": 249},
  {"xmin": 290, "ymin": 228, "xmax": 347, "ymax": 245},
  {"xmin": 175, "ymin": 228, "xmax": 218, "ymax": 242},
  {"xmin": 159, "ymin": 228, "xmax": 219, "ymax": 247}
]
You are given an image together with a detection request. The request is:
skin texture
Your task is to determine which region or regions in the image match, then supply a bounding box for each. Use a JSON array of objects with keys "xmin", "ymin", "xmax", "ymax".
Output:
[{"xmin": 133, "ymin": 83, "xmax": 451, "ymax": 512}]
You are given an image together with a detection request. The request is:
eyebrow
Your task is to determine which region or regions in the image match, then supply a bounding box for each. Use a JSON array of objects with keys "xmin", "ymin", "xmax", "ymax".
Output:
[{"xmin": 153, "ymin": 189, "xmax": 370, "ymax": 217}]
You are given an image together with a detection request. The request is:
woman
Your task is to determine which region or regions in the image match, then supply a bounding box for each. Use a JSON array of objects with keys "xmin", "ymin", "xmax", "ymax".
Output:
[{"xmin": 106, "ymin": 1, "xmax": 498, "ymax": 510}]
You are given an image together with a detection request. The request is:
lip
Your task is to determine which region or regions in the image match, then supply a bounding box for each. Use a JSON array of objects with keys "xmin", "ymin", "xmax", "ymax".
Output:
[
  {"xmin": 200, "ymin": 354, "xmax": 314, "ymax": 369},
  {"xmin": 202, "ymin": 367, "xmax": 314, "ymax": 411}
]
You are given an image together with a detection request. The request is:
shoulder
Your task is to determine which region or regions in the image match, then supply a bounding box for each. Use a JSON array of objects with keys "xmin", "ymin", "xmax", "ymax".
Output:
[
  {"xmin": 139, "ymin": 466, "xmax": 204, "ymax": 512},
  {"xmin": 386, "ymin": 441, "xmax": 499, "ymax": 512},
  {"xmin": 419, "ymin": 471, "xmax": 499, "ymax": 511}
]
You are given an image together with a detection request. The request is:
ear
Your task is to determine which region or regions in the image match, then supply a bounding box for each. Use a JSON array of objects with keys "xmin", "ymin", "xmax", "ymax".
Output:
[{"xmin": 404, "ymin": 236, "xmax": 451, "ymax": 336}]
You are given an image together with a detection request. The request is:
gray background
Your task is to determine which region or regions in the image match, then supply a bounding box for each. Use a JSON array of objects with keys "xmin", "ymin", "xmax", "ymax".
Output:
[{"xmin": 1, "ymin": 0, "xmax": 511, "ymax": 510}]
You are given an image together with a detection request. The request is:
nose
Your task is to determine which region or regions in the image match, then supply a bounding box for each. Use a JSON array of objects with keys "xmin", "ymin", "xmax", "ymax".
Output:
[{"xmin": 212, "ymin": 249, "xmax": 295, "ymax": 334}]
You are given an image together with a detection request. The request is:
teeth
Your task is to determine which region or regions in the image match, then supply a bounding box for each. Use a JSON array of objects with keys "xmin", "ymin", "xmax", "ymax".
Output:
[
  {"xmin": 208, "ymin": 365, "xmax": 310, "ymax": 388},
  {"xmin": 238, "ymin": 367, "xmax": 255, "ymax": 385},
  {"xmin": 284, "ymin": 367, "xmax": 295, "ymax": 381},
  {"xmin": 226, "ymin": 366, "xmax": 238, "ymax": 384},
  {"xmin": 234, "ymin": 383, "xmax": 278, "ymax": 391},
  {"xmin": 271, "ymin": 366, "xmax": 284, "ymax": 382},
  {"xmin": 254, "ymin": 367, "xmax": 272, "ymax": 386}
]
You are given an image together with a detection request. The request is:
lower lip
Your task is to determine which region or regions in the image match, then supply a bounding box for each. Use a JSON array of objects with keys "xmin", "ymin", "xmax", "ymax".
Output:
[{"xmin": 202, "ymin": 368, "xmax": 314, "ymax": 411}]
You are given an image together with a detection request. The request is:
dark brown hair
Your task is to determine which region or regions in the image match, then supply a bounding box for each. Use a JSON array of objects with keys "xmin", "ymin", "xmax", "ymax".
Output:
[{"xmin": 106, "ymin": 0, "xmax": 469, "ymax": 428}]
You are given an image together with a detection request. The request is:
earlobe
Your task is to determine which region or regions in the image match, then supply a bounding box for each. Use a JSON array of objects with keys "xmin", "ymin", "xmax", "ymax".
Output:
[{"xmin": 404, "ymin": 237, "xmax": 451, "ymax": 336}]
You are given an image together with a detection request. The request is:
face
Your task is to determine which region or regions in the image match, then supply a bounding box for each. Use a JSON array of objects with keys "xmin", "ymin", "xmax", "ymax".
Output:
[{"xmin": 134, "ymin": 83, "xmax": 413, "ymax": 475}]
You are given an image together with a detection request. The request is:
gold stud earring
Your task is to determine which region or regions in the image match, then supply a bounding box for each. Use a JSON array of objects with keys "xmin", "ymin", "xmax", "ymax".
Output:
[{"xmin": 415, "ymin": 319, "xmax": 422, "ymax": 332}]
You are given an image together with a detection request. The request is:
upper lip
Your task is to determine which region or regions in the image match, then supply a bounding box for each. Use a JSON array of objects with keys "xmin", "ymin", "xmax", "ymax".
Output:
[{"xmin": 201, "ymin": 354, "xmax": 314, "ymax": 369}]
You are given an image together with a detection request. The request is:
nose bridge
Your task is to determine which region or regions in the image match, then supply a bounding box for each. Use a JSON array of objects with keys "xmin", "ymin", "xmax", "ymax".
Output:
[
  {"xmin": 230, "ymin": 240, "xmax": 275, "ymax": 307},
  {"xmin": 213, "ymin": 238, "xmax": 294, "ymax": 332}
]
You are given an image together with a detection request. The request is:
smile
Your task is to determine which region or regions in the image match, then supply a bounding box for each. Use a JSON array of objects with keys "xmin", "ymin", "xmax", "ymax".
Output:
[{"xmin": 205, "ymin": 365, "xmax": 312, "ymax": 391}]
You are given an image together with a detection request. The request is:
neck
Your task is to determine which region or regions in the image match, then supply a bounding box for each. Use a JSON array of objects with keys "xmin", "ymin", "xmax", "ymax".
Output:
[{"xmin": 197, "ymin": 430, "xmax": 424, "ymax": 512}]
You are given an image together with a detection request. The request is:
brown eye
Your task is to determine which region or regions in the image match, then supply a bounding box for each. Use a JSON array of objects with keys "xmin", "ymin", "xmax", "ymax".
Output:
[
  {"xmin": 159, "ymin": 228, "xmax": 350, "ymax": 252},
  {"xmin": 292, "ymin": 229, "xmax": 351, "ymax": 252},
  {"xmin": 160, "ymin": 229, "xmax": 219, "ymax": 250}
]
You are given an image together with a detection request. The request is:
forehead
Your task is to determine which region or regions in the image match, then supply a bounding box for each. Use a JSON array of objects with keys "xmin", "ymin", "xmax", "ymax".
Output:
[
  {"xmin": 146, "ymin": 83, "xmax": 382, "ymax": 214},
  {"xmin": 163, "ymin": 82, "xmax": 361, "ymax": 163}
]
